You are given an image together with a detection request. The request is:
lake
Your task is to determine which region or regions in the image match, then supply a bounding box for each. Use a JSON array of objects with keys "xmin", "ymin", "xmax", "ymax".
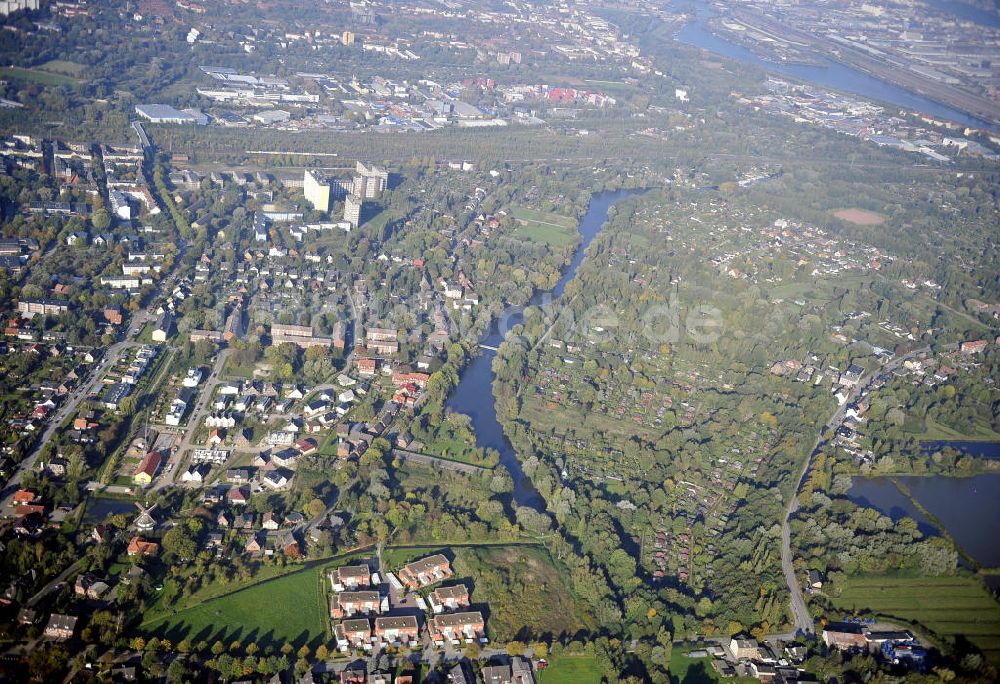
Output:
[
  {"xmin": 849, "ymin": 474, "xmax": 1000, "ymax": 567},
  {"xmin": 923, "ymin": 440, "xmax": 1000, "ymax": 459},
  {"xmin": 446, "ymin": 188, "xmax": 644, "ymax": 510},
  {"xmin": 675, "ymin": 2, "xmax": 999, "ymax": 131}
]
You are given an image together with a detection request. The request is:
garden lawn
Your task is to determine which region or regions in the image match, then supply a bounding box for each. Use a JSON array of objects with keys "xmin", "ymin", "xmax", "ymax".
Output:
[
  {"xmin": 510, "ymin": 206, "xmax": 578, "ymax": 246},
  {"xmin": 829, "ymin": 574, "xmax": 1000, "ymax": 664},
  {"xmin": 141, "ymin": 563, "xmax": 330, "ymax": 649},
  {"xmin": 537, "ymin": 653, "xmax": 602, "ymax": 684},
  {"xmin": 666, "ymin": 650, "xmax": 723, "ymax": 684}
]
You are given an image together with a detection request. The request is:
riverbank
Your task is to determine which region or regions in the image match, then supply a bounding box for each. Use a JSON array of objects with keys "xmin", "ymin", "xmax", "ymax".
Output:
[
  {"xmin": 675, "ymin": 2, "xmax": 1000, "ymax": 131},
  {"xmin": 446, "ymin": 188, "xmax": 647, "ymax": 510}
]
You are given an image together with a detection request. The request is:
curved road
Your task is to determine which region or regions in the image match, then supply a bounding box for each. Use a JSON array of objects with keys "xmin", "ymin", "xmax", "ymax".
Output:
[{"xmin": 779, "ymin": 347, "xmax": 930, "ymax": 636}]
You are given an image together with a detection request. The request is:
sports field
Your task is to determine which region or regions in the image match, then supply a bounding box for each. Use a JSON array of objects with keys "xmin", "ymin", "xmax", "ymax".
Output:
[
  {"xmin": 833, "ymin": 207, "xmax": 885, "ymax": 225},
  {"xmin": 510, "ymin": 206, "xmax": 578, "ymax": 246},
  {"xmin": 830, "ymin": 575, "xmax": 1000, "ymax": 664}
]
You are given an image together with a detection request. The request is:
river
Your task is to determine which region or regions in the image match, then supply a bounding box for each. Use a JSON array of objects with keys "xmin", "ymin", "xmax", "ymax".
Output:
[
  {"xmin": 446, "ymin": 188, "xmax": 642, "ymax": 510},
  {"xmin": 675, "ymin": 2, "xmax": 999, "ymax": 131},
  {"xmin": 848, "ymin": 473, "xmax": 1000, "ymax": 567}
]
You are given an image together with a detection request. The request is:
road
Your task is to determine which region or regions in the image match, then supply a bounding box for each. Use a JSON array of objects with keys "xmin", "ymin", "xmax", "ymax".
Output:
[
  {"xmin": 155, "ymin": 348, "xmax": 235, "ymax": 487},
  {"xmin": 779, "ymin": 347, "xmax": 929, "ymax": 636},
  {"xmin": 24, "ymin": 558, "xmax": 83, "ymax": 609},
  {"xmin": 391, "ymin": 448, "xmax": 488, "ymax": 475},
  {"xmin": 0, "ymin": 312, "xmax": 148, "ymax": 517}
]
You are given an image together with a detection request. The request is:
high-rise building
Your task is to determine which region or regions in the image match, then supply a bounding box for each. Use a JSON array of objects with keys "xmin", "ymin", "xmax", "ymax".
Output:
[
  {"xmin": 303, "ymin": 169, "xmax": 332, "ymax": 212},
  {"xmin": 344, "ymin": 194, "xmax": 362, "ymax": 228},
  {"xmin": 0, "ymin": 0, "xmax": 40, "ymax": 17},
  {"xmin": 353, "ymin": 162, "xmax": 388, "ymax": 199},
  {"xmin": 342, "ymin": 31, "xmax": 355, "ymax": 46}
]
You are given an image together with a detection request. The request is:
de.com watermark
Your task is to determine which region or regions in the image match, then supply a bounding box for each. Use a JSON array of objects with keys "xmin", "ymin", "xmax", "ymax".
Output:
[{"xmin": 487, "ymin": 292, "xmax": 724, "ymax": 351}]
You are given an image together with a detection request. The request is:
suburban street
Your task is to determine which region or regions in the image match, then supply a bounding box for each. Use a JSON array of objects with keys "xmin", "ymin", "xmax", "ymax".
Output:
[
  {"xmin": 779, "ymin": 346, "xmax": 930, "ymax": 636},
  {"xmin": 0, "ymin": 311, "xmax": 147, "ymax": 517}
]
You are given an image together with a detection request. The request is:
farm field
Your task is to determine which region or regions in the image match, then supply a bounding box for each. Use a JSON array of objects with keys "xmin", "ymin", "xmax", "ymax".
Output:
[
  {"xmin": 536, "ymin": 653, "xmax": 602, "ymax": 684},
  {"xmin": 510, "ymin": 206, "xmax": 579, "ymax": 246},
  {"xmin": 829, "ymin": 574, "xmax": 1000, "ymax": 664},
  {"xmin": 141, "ymin": 562, "xmax": 332, "ymax": 649}
]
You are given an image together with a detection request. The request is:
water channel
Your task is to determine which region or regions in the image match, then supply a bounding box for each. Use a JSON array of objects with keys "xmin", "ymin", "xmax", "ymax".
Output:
[
  {"xmin": 675, "ymin": 1, "xmax": 999, "ymax": 131},
  {"xmin": 445, "ymin": 188, "xmax": 643, "ymax": 509}
]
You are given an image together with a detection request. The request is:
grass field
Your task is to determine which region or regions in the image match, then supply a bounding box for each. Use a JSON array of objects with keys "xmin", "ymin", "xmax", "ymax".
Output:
[
  {"xmin": 0, "ymin": 66, "xmax": 80, "ymax": 86},
  {"xmin": 667, "ymin": 650, "xmax": 723, "ymax": 684},
  {"xmin": 141, "ymin": 561, "xmax": 332, "ymax": 649},
  {"xmin": 39, "ymin": 60, "xmax": 87, "ymax": 77},
  {"xmin": 920, "ymin": 416, "xmax": 1000, "ymax": 442},
  {"xmin": 380, "ymin": 543, "xmax": 588, "ymax": 640},
  {"xmin": 537, "ymin": 653, "xmax": 602, "ymax": 683},
  {"xmin": 829, "ymin": 575, "xmax": 1000, "ymax": 664},
  {"xmin": 510, "ymin": 206, "xmax": 578, "ymax": 246}
]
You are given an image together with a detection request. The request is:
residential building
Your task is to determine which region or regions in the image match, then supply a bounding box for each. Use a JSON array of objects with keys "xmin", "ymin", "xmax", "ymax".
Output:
[
  {"xmin": 429, "ymin": 583, "xmax": 470, "ymax": 613},
  {"xmin": 43, "ymin": 613, "xmax": 78, "ymax": 641},
  {"xmin": 429, "ymin": 611, "xmax": 485, "ymax": 643},
  {"xmin": 271, "ymin": 323, "xmax": 333, "ymax": 349},
  {"xmin": 374, "ymin": 615, "xmax": 419, "ymax": 644},
  {"xmin": 481, "ymin": 665, "xmax": 512, "ymax": 684},
  {"xmin": 960, "ymin": 339, "xmax": 988, "ymax": 354},
  {"xmin": 344, "ymin": 194, "xmax": 362, "ymax": 228},
  {"xmin": 304, "ymin": 169, "xmax": 332, "ymax": 212},
  {"xmin": 335, "ymin": 618, "xmax": 372, "ymax": 651},
  {"xmin": 353, "ymin": 162, "xmax": 388, "ymax": 199},
  {"xmin": 17, "ymin": 299, "xmax": 68, "ymax": 318},
  {"xmin": 152, "ymin": 312, "xmax": 174, "ymax": 342},
  {"xmin": 398, "ymin": 554, "xmax": 453, "ymax": 589},
  {"xmin": 727, "ymin": 636, "xmax": 760, "ymax": 660},
  {"xmin": 333, "ymin": 564, "xmax": 372, "ymax": 591},
  {"xmin": 127, "ymin": 537, "xmax": 160, "ymax": 557},
  {"xmin": 330, "ymin": 591, "xmax": 381, "ymax": 618}
]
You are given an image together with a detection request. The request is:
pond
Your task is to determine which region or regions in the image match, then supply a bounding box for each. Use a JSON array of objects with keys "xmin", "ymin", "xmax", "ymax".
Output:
[
  {"xmin": 82, "ymin": 496, "xmax": 136, "ymax": 524},
  {"xmin": 849, "ymin": 474, "xmax": 1000, "ymax": 567},
  {"xmin": 922, "ymin": 440, "xmax": 1000, "ymax": 460}
]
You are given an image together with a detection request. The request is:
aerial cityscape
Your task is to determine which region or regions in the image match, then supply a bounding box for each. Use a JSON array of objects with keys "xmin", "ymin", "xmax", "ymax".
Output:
[{"xmin": 0, "ymin": 0, "xmax": 997, "ymax": 682}]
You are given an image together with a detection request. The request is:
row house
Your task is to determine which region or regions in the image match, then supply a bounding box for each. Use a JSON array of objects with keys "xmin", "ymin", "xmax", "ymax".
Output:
[
  {"xmin": 374, "ymin": 616, "xmax": 420, "ymax": 645},
  {"xmin": 429, "ymin": 611, "xmax": 486, "ymax": 645},
  {"xmin": 398, "ymin": 554, "xmax": 453, "ymax": 589},
  {"xmin": 429, "ymin": 583, "xmax": 470, "ymax": 613},
  {"xmin": 330, "ymin": 591, "xmax": 381, "ymax": 619},
  {"xmin": 335, "ymin": 618, "xmax": 372, "ymax": 652},
  {"xmin": 332, "ymin": 564, "xmax": 372, "ymax": 592}
]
